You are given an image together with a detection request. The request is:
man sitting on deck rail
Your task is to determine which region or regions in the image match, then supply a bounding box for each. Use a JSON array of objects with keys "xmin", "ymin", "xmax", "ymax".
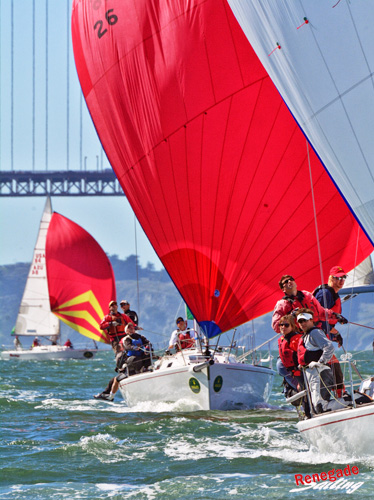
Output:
[
  {"xmin": 120, "ymin": 323, "xmax": 151, "ymax": 375},
  {"xmin": 94, "ymin": 324, "xmax": 151, "ymax": 401},
  {"xmin": 296, "ymin": 308, "xmax": 335, "ymax": 414},
  {"xmin": 167, "ymin": 317, "xmax": 196, "ymax": 352}
]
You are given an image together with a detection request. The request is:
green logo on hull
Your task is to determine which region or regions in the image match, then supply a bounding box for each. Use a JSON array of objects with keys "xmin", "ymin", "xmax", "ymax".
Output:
[
  {"xmin": 189, "ymin": 377, "xmax": 201, "ymax": 394},
  {"xmin": 213, "ymin": 375, "xmax": 223, "ymax": 392}
]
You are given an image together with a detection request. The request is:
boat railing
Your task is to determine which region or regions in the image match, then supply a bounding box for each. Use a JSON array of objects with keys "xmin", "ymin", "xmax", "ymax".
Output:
[
  {"xmin": 236, "ymin": 334, "xmax": 278, "ymax": 366},
  {"xmin": 292, "ymin": 354, "xmax": 368, "ymax": 418}
]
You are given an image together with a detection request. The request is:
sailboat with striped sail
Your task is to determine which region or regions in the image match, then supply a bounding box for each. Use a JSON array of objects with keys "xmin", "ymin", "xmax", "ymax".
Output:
[{"xmin": 1, "ymin": 198, "xmax": 116, "ymax": 360}]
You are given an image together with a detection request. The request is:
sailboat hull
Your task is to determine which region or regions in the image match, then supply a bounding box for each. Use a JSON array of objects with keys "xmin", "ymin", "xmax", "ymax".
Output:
[
  {"xmin": 0, "ymin": 346, "xmax": 98, "ymax": 361},
  {"xmin": 296, "ymin": 403, "xmax": 374, "ymax": 455},
  {"xmin": 118, "ymin": 350, "xmax": 274, "ymax": 410}
]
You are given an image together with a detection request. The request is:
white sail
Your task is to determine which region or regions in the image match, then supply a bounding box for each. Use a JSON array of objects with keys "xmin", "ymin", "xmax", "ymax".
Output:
[
  {"xmin": 341, "ymin": 255, "xmax": 374, "ymax": 295},
  {"xmin": 14, "ymin": 198, "xmax": 60, "ymax": 336},
  {"xmin": 228, "ymin": 1, "xmax": 374, "ymax": 245}
]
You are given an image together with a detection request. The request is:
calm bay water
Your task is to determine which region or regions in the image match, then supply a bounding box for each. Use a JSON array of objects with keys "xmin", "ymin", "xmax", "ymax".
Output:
[{"xmin": 1, "ymin": 350, "xmax": 373, "ymax": 499}]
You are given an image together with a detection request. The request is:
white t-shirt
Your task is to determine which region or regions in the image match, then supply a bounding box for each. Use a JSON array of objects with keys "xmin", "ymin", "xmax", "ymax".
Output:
[{"xmin": 169, "ymin": 328, "xmax": 196, "ymax": 348}]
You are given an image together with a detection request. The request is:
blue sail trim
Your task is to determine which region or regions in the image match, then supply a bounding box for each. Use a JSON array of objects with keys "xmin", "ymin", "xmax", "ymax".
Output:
[{"xmin": 199, "ymin": 321, "xmax": 222, "ymax": 339}]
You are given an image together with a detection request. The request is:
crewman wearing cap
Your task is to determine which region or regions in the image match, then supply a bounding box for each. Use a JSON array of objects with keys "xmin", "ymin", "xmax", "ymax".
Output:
[
  {"xmin": 100, "ymin": 300, "xmax": 136, "ymax": 353},
  {"xmin": 313, "ymin": 265, "xmax": 349, "ymax": 397},
  {"xmin": 168, "ymin": 317, "xmax": 196, "ymax": 351},
  {"xmin": 313, "ymin": 265, "xmax": 348, "ymax": 342},
  {"xmin": 296, "ymin": 308, "xmax": 335, "ymax": 414},
  {"xmin": 119, "ymin": 300, "xmax": 139, "ymax": 325}
]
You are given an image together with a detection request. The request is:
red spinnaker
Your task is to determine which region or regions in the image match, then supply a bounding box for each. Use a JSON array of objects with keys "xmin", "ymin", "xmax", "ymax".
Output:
[
  {"xmin": 72, "ymin": 0, "xmax": 373, "ymax": 337},
  {"xmin": 46, "ymin": 212, "xmax": 115, "ymax": 343}
]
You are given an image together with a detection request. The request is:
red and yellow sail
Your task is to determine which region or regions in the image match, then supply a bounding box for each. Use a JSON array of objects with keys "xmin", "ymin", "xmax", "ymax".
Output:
[{"xmin": 46, "ymin": 213, "xmax": 115, "ymax": 343}]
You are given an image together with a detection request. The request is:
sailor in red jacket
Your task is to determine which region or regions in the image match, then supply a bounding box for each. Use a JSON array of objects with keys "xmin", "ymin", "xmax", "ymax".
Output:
[
  {"xmin": 168, "ymin": 317, "xmax": 196, "ymax": 351},
  {"xmin": 272, "ymin": 275, "xmax": 348, "ymax": 333},
  {"xmin": 277, "ymin": 314, "xmax": 303, "ymax": 390},
  {"xmin": 313, "ymin": 265, "xmax": 348, "ymax": 397},
  {"xmin": 100, "ymin": 300, "xmax": 136, "ymax": 353}
]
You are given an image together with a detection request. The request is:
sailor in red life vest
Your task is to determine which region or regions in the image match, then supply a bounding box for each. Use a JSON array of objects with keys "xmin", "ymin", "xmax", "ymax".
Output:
[
  {"xmin": 314, "ymin": 265, "xmax": 348, "ymax": 397},
  {"xmin": 313, "ymin": 265, "xmax": 347, "ymax": 343},
  {"xmin": 272, "ymin": 275, "xmax": 348, "ymax": 333},
  {"xmin": 64, "ymin": 339, "xmax": 73, "ymax": 349},
  {"xmin": 277, "ymin": 315, "xmax": 303, "ymax": 391},
  {"xmin": 277, "ymin": 314, "xmax": 311, "ymax": 418},
  {"xmin": 32, "ymin": 337, "xmax": 40, "ymax": 348},
  {"xmin": 168, "ymin": 317, "xmax": 196, "ymax": 351},
  {"xmin": 100, "ymin": 300, "xmax": 136, "ymax": 354},
  {"xmin": 296, "ymin": 308, "xmax": 335, "ymax": 414}
]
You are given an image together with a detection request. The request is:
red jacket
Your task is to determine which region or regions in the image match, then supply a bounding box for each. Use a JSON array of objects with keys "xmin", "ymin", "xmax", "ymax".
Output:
[
  {"xmin": 278, "ymin": 332, "xmax": 302, "ymax": 375},
  {"xmin": 178, "ymin": 331, "xmax": 195, "ymax": 349},
  {"xmin": 100, "ymin": 312, "xmax": 135, "ymax": 343},
  {"xmin": 272, "ymin": 290, "xmax": 336, "ymax": 333}
]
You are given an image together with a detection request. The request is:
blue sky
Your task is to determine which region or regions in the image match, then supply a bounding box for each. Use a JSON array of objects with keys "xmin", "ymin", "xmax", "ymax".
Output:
[{"xmin": 0, "ymin": 1, "xmax": 162, "ymax": 268}]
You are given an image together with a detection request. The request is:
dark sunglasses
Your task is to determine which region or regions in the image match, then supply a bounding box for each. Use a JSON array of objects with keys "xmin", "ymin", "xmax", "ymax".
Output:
[
  {"xmin": 279, "ymin": 323, "xmax": 290, "ymax": 328},
  {"xmin": 177, "ymin": 319, "xmax": 184, "ymax": 323},
  {"xmin": 282, "ymin": 278, "xmax": 294, "ymax": 286},
  {"xmin": 298, "ymin": 319, "xmax": 308, "ymax": 324},
  {"xmin": 332, "ymin": 275, "xmax": 347, "ymax": 280}
]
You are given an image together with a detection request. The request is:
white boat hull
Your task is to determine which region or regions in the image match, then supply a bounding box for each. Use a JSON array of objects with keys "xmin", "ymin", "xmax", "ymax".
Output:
[
  {"xmin": 297, "ymin": 403, "xmax": 374, "ymax": 455},
  {"xmin": 118, "ymin": 350, "xmax": 274, "ymax": 410},
  {"xmin": 0, "ymin": 345, "xmax": 98, "ymax": 361}
]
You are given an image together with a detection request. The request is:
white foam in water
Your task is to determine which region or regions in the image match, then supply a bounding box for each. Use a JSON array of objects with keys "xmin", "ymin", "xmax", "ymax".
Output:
[
  {"xmin": 120, "ymin": 398, "xmax": 204, "ymax": 413},
  {"xmin": 0, "ymin": 389, "xmax": 44, "ymax": 402},
  {"xmin": 96, "ymin": 483, "xmax": 135, "ymax": 492}
]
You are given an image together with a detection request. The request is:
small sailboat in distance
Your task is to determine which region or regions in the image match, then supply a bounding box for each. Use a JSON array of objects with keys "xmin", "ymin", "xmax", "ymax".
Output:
[{"xmin": 1, "ymin": 198, "xmax": 116, "ymax": 361}]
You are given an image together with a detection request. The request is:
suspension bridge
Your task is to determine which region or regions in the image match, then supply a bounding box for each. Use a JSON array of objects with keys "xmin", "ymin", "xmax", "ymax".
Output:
[{"xmin": 0, "ymin": 1, "xmax": 121, "ymax": 197}]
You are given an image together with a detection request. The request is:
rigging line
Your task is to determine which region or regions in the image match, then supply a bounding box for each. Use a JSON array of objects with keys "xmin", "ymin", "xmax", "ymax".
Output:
[
  {"xmin": 306, "ymin": 140, "xmax": 327, "ymax": 311},
  {"xmin": 11, "ymin": 0, "xmax": 14, "ymax": 171},
  {"xmin": 32, "ymin": 0, "xmax": 36, "ymax": 171},
  {"xmin": 45, "ymin": 0, "xmax": 49, "ymax": 171},
  {"xmin": 66, "ymin": 0, "xmax": 70, "ymax": 170},
  {"xmin": 80, "ymin": 92, "xmax": 83, "ymax": 170},
  {"xmin": 0, "ymin": 3, "xmax": 1, "ymax": 168},
  {"xmin": 345, "ymin": 226, "xmax": 362, "ymax": 350},
  {"xmin": 134, "ymin": 214, "xmax": 140, "ymax": 321},
  {"xmin": 141, "ymin": 329, "xmax": 169, "ymax": 337}
]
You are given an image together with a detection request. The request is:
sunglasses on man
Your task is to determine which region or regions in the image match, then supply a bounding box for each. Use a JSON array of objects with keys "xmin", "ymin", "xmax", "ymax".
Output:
[{"xmin": 282, "ymin": 278, "xmax": 295, "ymax": 287}]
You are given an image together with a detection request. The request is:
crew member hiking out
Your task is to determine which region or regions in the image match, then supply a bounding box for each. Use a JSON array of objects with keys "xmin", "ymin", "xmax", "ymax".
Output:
[
  {"xmin": 313, "ymin": 265, "xmax": 349, "ymax": 397},
  {"xmin": 296, "ymin": 308, "xmax": 335, "ymax": 414}
]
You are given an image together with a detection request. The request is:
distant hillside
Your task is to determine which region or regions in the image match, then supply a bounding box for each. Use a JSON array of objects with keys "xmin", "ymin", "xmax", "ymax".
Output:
[
  {"xmin": 0, "ymin": 255, "xmax": 182, "ymax": 349},
  {"xmin": 1, "ymin": 255, "xmax": 373, "ymax": 352}
]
